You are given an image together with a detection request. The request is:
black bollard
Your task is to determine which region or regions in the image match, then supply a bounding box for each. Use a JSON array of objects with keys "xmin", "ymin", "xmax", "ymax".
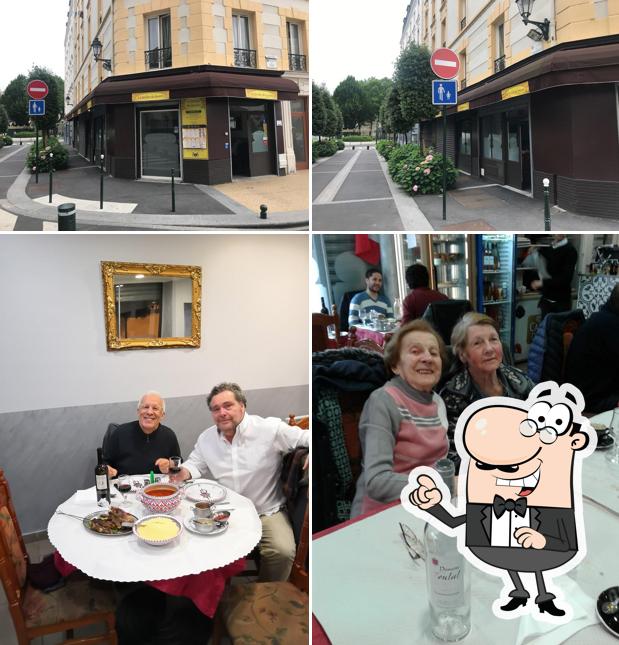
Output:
[
  {"xmin": 171, "ymin": 169, "xmax": 176, "ymax": 212},
  {"xmin": 543, "ymin": 178, "xmax": 551, "ymax": 231},
  {"xmin": 100, "ymin": 154, "xmax": 105, "ymax": 209},
  {"xmin": 57, "ymin": 203, "xmax": 76, "ymax": 231},
  {"xmin": 259, "ymin": 204, "xmax": 268, "ymax": 219},
  {"xmin": 48, "ymin": 153, "xmax": 54, "ymax": 204}
]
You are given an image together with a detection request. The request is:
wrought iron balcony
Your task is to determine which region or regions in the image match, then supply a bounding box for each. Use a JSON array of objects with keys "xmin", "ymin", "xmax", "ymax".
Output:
[
  {"xmin": 461, "ymin": 78, "xmax": 467, "ymax": 89},
  {"xmin": 494, "ymin": 54, "xmax": 506, "ymax": 73},
  {"xmin": 288, "ymin": 53, "xmax": 307, "ymax": 72},
  {"xmin": 461, "ymin": 16, "xmax": 467, "ymax": 30},
  {"xmin": 145, "ymin": 47, "xmax": 172, "ymax": 70},
  {"xmin": 234, "ymin": 48, "xmax": 257, "ymax": 68}
]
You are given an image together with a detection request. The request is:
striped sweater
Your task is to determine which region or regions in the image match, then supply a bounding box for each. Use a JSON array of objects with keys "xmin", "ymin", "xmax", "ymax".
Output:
[{"xmin": 351, "ymin": 376, "xmax": 448, "ymax": 517}]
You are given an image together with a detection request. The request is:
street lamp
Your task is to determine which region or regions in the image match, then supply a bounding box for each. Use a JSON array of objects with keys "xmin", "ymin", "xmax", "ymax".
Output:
[
  {"xmin": 515, "ymin": 0, "xmax": 551, "ymax": 41},
  {"xmin": 91, "ymin": 37, "xmax": 112, "ymax": 71}
]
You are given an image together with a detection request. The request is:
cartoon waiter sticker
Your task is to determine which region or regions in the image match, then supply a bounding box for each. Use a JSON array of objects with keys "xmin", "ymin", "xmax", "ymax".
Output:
[{"xmin": 402, "ymin": 382, "xmax": 596, "ymax": 623}]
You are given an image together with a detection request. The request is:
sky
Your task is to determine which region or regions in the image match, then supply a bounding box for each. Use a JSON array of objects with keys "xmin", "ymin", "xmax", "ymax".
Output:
[
  {"xmin": 311, "ymin": 0, "xmax": 410, "ymax": 92},
  {"xmin": 0, "ymin": 1, "xmax": 67, "ymax": 90}
]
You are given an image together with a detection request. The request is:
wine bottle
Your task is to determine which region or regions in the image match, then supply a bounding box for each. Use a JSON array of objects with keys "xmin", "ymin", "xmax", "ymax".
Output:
[
  {"xmin": 95, "ymin": 448, "xmax": 110, "ymax": 504},
  {"xmin": 425, "ymin": 459, "xmax": 471, "ymax": 641},
  {"xmin": 320, "ymin": 297, "xmax": 329, "ymax": 315}
]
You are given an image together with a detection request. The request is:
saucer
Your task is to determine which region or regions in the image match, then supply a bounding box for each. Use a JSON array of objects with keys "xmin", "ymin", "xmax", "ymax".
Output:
[
  {"xmin": 596, "ymin": 434, "xmax": 615, "ymax": 450},
  {"xmin": 183, "ymin": 516, "xmax": 228, "ymax": 536},
  {"xmin": 597, "ymin": 586, "xmax": 619, "ymax": 637}
]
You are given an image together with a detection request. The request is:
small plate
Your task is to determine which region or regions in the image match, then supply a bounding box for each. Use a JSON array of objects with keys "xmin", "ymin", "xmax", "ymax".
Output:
[
  {"xmin": 597, "ymin": 586, "xmax": 619, "ymax": 637},
  {"xmin": 183, "ymin": 481, "xmax": 226, "ymax": 503},
  {"xmin": 83, "ymin": 509, "xmax": 137, "ymax": 536},
  {"xmin": 596, "ymin": 434, "xmax": 615, "ymax": 450},
  {"xmin": 183, "ymin": 515, "xmax": 228, "ymax": 536}
]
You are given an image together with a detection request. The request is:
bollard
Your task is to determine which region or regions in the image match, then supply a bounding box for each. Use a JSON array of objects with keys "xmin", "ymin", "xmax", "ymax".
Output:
[
  {"xmin": 100, "ymin": 154, "xmax": 105, "ymax": 209},
  {"xmin": 543, "ymin": 178, "xmax": 551, "ymax": 231},
  {"xmin": 352, "ymin": 145, "xmax": 355, "ymax": 150},
  {"xmin": 20, "ymin": 139, "xmax": 22, "ymax": 146},
  {"xmin": 48, "ymin": 153, "xmax": 54, "ymax": 204},
  {"xmin": 33, "ymin": 165, "xmax": 37, "ymax": 184},
  {"xmin": 367, "ymin": 145, "xmax": 370, "ymax": 150},
  {"xmin": 57, "ymin": 203, "xmax": 76, "ymax": 231},
  {"xmin": 259, "ymin": 204, "xmax": 268, "ymax": 219},
  {"xmin": 171, "ymin": 168, "xmax": 176, "ymax": 212}
]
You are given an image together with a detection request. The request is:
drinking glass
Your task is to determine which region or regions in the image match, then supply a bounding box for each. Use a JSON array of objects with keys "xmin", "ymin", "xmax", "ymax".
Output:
[
  {"xmin": 606, "ymin": 409, "xmax": 619, "ymax": 464},
  {"xmin": 168, "ymin": 456, "xmax": 183, "ymax": 482},
  {"xmin": 115, "ymin": 475, "xmax": 132, "ymax": 506}
]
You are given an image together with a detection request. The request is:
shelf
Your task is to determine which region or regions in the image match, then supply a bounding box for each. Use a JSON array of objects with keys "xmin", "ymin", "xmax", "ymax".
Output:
[
  {"xmin": 482, "ymin": 269, "xmax": 509, "ymax": 274},
  {"xmin": 484, "ymin": 300, "xmax": 511, "ymax": 305}
]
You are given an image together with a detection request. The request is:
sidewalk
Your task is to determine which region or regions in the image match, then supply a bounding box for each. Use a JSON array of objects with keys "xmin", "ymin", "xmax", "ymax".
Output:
[{"xmin": 4, "ymin": 148, "xmax": 308, "ymax": 230}]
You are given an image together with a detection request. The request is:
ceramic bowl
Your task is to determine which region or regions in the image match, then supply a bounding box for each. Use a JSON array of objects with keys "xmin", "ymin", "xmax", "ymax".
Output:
[
  {"xmin": 133, "ymin": 514, "xmax": 182, "ymax": 546},
  {"xmin": 138, "ymin": 483, "xmax": 182, "ymax": 514}
]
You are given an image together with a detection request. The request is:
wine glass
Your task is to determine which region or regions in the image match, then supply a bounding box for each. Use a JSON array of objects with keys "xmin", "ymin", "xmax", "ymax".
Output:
[
  {"xmin": 115, "ymin": 474, "xmax": 132, "ymax": 506},
  {"xmin": 169, "ymin": 456, "xmax": 182, "ymax": 482},
  {"xmin": 606, "ymin": 409, "xmax": 619, "ymax": 465}
]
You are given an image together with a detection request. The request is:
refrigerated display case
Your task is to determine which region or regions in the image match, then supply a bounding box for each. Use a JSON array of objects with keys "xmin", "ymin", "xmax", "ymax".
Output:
[
  {"xmin": 427, "ymin": 234, "xmax": 471, "ymax": 301},
  {"xmin": 475, "ymin": 234, "xmax": 517, "ymax": 352}
]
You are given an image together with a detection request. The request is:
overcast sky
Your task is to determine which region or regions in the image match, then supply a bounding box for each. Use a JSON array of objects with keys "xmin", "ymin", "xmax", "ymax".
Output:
[
  {"xmin": 0, "ymin": 1, "xmax": 67, "ymax": 89},
  {"xmin": 311, "ymin": 0, "xmax": 410, "ymax": 92}
]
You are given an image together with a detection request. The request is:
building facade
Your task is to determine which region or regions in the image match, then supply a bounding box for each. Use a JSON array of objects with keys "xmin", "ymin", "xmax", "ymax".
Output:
[
  {"xmin": 402, "ymin": 0, "xmax": 619, "ymax": 218},
  {"xmin": 64, "ymin": 0, "xmax": 309, "ymax": 183}
]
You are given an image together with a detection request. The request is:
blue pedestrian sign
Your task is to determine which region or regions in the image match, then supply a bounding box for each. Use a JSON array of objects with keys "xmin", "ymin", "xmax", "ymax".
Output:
[
  {"xmin": 432, "ymin": 80, "xmax": 457, "ymax": 106},
  {"xmin": 28, "ymin": 99, "xmax": 45, "ymax": 116}
]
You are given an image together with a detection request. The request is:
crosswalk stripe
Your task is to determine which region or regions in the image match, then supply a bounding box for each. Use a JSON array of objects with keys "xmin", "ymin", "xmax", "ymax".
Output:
[
  {"xmin": 43, "ymin": 221, "xmax": 58, "ymax": 231},
  {"xmin": 0, "ymin": 208, "xmax": 18, "ymax": 230}
]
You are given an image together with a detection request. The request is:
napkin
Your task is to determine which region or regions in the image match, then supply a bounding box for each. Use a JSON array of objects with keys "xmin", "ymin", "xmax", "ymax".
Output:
[
  {"xmin": 515, "ymin": 577, "xmax": 598, "ymax": 645},
  {"xmin": 57, "ymin": 488, "xmax": 101, "ymax": 515}
]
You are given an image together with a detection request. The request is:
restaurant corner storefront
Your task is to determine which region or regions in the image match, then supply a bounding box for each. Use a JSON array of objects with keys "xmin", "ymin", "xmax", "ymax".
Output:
[
  {"xmin": 420, "ymin": 35, "xmax": 619, "ymax": 219},
  {"xmin": 66, "ymin": 65, "xmax": 300, "ymax": 185}
]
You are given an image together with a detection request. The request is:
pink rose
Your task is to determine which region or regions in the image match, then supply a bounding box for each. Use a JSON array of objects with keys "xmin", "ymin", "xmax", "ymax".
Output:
[
  {"xmin": 413, "ymin": 185, "xmax": 418, "ymax": 192},
  {"xmin": 426, "ymin": 155, "xmax": 433, "ymax": 162},
  {"xmin": 424, "ymin": 168, "xmax": 431, "ymax": 175}
]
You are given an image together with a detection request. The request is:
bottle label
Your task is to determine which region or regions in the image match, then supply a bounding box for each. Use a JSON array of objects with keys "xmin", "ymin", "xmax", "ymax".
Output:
[
  {"xmin": 96, "ymin": 474, "xmax": 107, "ymax": 490},
  {"xmin": 428, "ymin": 551, "xmax": 465, "ymax": 609}
]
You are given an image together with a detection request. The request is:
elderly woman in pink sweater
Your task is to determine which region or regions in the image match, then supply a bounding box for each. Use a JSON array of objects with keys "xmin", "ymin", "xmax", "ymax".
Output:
[{"xmin": 351, "ymin": 320, "xmax": 449, "ymax": 517}]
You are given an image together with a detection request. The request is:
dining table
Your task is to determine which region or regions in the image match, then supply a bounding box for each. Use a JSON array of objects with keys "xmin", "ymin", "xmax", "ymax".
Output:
[
  {"xmin": 47, "ymin": 477, "xmax": 262, "ymax": 617},
  {"xmin": 313, "ymin": 410, "xmax": 619, "ymax": 644},
  {"xmin": 351, "ymin": 324, "xmax": 394, "ymax": 348}
]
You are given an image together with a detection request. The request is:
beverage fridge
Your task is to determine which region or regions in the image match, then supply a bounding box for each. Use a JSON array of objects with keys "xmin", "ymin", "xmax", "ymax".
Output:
[{"xmin": 475, "ymin": 234, "xmax": 517, "ymax": 352}]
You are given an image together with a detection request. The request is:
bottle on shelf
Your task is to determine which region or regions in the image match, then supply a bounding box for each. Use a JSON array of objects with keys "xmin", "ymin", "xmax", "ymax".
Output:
[
  {"xmin": 95, "ymin": 447, "xmax": 110, "ymax": 504},
  {"xmin": 320, "ymin": 297, "xmax": 329, "ymax": 315},
  {"xmin": 494, "ymin": 242, "xmax": 501, "ymax": 270},
  {"xmin": 425, "ymin": 459, "xmax": 471, "ymax": 642}
]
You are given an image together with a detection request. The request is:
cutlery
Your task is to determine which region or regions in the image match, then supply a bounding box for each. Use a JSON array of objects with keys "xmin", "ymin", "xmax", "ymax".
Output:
[{"xmin": 56, "ymin": 509, "xmax": 134, "ymax": 528}]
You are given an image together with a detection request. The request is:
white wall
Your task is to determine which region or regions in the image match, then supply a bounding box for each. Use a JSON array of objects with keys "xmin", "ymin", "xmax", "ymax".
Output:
[{"xmin": 0, "ymin": 234, "xmax": 309, "ymax": 414}]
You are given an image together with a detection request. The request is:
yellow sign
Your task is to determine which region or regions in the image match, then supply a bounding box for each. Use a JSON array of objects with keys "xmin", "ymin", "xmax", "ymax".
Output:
[
  {"xmin": 181, "ymin": 98, "xmax": 207, "ymax": 126},
  {"xmin": 132, "ymin": 91, "xmax": 170, "ymax": 102},
  {"xmin": 183, "ymin": 149, "xmax": 209, "ymax": 160},
  {"xmin": 245, "ymin": 89, "xmax": 278, "ymax": 100},
  {"xmin": 457, "ymin": 102, "xmax": 470, "ymax": 112},
  {"xmin": 501, "ymin": 82, "xmax": 530, "ymax": 101},
  {"xmin": 87, "ymin": 100, "xmax": 93, "ymax": 109}
]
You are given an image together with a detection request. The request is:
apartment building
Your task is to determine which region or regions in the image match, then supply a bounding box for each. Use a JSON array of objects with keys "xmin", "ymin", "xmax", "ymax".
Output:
[
  {"xmin": 64, "ymin": 0, "xmax": 309, "ymax": 183},
  {"xmin": 402, "ymin": 0, "xmax": 619, "ymax": 218}
]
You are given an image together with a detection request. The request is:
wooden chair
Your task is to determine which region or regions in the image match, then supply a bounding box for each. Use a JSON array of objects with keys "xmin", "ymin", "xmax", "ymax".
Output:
[
  {"xmin": 313, "ymin": 304, "xmax": 346, "ymax": 352},
  {"xmin": 213, "ymin": 502, "xmax": 309, "ymax": 644},
  {"xmin": 0, "ymin": 468, "xmax": 118, "ymax": 645}
]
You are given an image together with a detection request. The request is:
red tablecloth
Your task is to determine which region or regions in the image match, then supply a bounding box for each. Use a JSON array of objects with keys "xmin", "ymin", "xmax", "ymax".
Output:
[
  {"xmin": 53, "ymin": 550, "xmax": 245, "ymax": 618},
  {"xmin": 353, "ymin": 326, "xmax": 389, "ymax": 347}
]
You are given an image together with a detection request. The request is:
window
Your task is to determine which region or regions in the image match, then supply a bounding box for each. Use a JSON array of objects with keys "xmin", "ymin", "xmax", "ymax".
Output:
[
  {"xmin": 233, "ymin": 14, "xmax": 256, "ymax": 67},
  {"xmin": 460, "ymin": 50, "xmax": 467, "ymax": 89},
  {"xmin": 287, "ymin": 22, "xmax": 306, "ymax": 71},
  {"xmin": 460, "ymin": 0, "xmax": 466, "ymax": 30},
  {"xmin": 145, "ymin": 13, "xmax": 171, "ymax": 69},
  {"xmin": 494, "ymin": 21, "xmax": 505, "ymax": 72},
  {"xmin": 481, "ymin": 114, "xmax": 503, "ymax": 161}
]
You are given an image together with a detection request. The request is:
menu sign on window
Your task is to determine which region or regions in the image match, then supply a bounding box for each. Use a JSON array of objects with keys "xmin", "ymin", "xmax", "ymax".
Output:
[{"xmin": 181, "ymin": 98, "xmax": 208, "ymax": 159}]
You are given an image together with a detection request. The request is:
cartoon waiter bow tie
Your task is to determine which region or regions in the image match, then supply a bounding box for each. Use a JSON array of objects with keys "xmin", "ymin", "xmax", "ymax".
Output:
[{"xmin": 493, "ymin": 495, "xmax": 527, "ymax": 519}]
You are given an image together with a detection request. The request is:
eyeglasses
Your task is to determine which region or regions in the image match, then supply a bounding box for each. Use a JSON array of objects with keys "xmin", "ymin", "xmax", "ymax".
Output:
[{"xmin": 399, "ymin": 522, "xmax": 426, "ymax": 564}]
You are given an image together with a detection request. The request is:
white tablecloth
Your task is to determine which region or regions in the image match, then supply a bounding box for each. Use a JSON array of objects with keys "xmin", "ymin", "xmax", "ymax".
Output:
[{"xmin": 47, "ymin": 480, "xmax": 262, "ymax": 582}]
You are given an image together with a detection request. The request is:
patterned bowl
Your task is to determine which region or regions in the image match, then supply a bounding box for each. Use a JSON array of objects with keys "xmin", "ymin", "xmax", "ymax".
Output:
[
  {"xmin": 133, "ymin": 514, "xmax": 182, "ymax": 546},
  {"xmin": 138, "ymin": 483, "xmax": 182, "ymax": 514}
]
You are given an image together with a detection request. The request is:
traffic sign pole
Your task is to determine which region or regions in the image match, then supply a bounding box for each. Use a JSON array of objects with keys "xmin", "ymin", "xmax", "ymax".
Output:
[
  {"xmin": 443, "ymin": 112, "xmax": 447, "ymax": 221},
  {"xmin": 34, "ymin": 120, "xmax": 39, "ymax": 184}
]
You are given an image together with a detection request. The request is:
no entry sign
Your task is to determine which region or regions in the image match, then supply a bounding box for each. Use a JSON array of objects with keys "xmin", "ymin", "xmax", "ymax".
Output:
[
  {"xmin": 430, "ymin": 48, "xmax": 460, "ymax": 80},
  {"xmin": 27, "ymin": 79, "xmax": 49, "ymax": 100}
]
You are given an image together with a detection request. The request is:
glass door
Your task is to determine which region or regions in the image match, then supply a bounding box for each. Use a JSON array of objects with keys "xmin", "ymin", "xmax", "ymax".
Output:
[{"xmin": 140, "ymin": 109, "xmax": 181, "ymax": 179}]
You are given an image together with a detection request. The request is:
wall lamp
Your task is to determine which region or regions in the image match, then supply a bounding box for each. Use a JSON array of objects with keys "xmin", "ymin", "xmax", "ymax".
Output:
[
  {"xmin": 515, "ymin": 0, "xmax": 550, "ymax": 41},
  {"xmin": 92, "ymin": 37, "xmax": 112, "ymax": 71}
]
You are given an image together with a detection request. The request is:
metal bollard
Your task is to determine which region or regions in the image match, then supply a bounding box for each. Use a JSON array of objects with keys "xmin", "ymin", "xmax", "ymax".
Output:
[
  {"xmin": 100, "ymin": 154, "xmax": 105, "ymax": 209},
  {"xmin": 367, "ymin": 145, "xmax": 370, "ymax": 150},
  {"xmin": 57, "ymin": 203, "xmax": 76, "ymax": 231},
  {"xmin": 171, "ymin": 169, "xmax": 176, "ymax": 212},
  {"xmin": 259, "ymin": 204, "xmax": 268, "ymax": 219},
  {"xmin": 48, "ymin": 153, "xmax": 54, "ymax": 204},
  {"xmin": 543, "ymin": 178, "xmax": 551, "ymax": 231},
  {"xmin": 352, "ymin": 145, "xmax": 355, "ymax": 150},
  {"xmin": 33, "ymin": 165, "xmax": 38, "ymax": 184}
]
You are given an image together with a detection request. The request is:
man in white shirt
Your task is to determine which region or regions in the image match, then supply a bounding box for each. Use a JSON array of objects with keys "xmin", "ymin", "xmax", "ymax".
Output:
[{"xmin": 163, "ymin": 382, "xmax": 309, "ymax": 582}]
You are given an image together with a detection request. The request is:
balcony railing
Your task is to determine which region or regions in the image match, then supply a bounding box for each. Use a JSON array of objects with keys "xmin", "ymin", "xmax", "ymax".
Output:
[
  {"xmin": 461, "ymin": 78, "xmax": 467, "ymax": 89},
  {"xmin": 234, "ymin": 48, "xmax": 257, "ymax": 68},
  {"xmin": 494, "ymin": 54, "xmax": 506, "ymax": 73},
  {"xmin": 461, "ymin": 16, "xmax": 467, "ymax": 30},
  {"xmin": 145, "ymin": 47, "xmax": 172, "ymax": 70},
  {"xmin": 288, "ymin": 53, "xmax": 307, "ymax": 72}
]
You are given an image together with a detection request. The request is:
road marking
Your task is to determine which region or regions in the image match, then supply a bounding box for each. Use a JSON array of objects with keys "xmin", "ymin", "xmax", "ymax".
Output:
[
  {"xmin": 0, "ymin": 208, "xmax": 17, "ymax": 230},
  {"xmin": 313, "ymin": 149, "xmax": 362, "ymax": 204},
  {"xmin": 43, "ymin": 221, "xmax": 58, "ymax": 231},
  {"xmin": 350, "ymin": 170, "xmax": 384, "ymax": 173},
  {"xmin": 0, "ymin": 175, "xmax": 19, "ymax": 178},
  {"xmin": 33, "ymin": 194, "xmax": 137, "ymax": 213},
  {"xmin": 0, "ymin": 146, "xmax": 27, "ymax": 163},
  {"xmin": 328, "ymin": 197, "xmax": 394, "ymax": 205}
]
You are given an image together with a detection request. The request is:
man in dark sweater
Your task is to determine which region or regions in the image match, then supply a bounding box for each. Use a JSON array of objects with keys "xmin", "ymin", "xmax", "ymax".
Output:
[
  {"xmin": 531, "ymin": 235, "xmax": 577, "ymax": 318},
  {"xmin": 565, "ymin": 285, "xmax": 619, "ymax": 413},
  {"xmin": 103, "ymin": 391, "xmax": 181, "ymax": 477},
  {"xmin": 401, "ymin": 263, "xmax": 448, "ymax": 323}
]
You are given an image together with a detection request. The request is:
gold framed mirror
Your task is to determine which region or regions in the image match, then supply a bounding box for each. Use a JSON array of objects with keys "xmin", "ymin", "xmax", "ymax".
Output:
[{"xmin": 101, "ymin": 261, "xmax": 202, "ymax": 350}]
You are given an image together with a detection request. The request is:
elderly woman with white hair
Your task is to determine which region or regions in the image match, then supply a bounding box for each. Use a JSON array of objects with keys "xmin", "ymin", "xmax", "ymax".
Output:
[{"xmin": 103, "ymin": 390, "xmax": 181, "ymax": 477}]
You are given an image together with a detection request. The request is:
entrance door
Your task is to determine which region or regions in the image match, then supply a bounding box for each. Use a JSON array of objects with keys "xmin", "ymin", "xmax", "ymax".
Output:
[
  {"xmin": 291, "ymin": 98, "xmax": 308, "ymax": 170},
  {"xmin": 506, "ymin": 113, "xmax": 530, "ymax": 191},
  {"xmin": 140, "ymin": 109, "xmax": 181, "ymax": 179},
  {"xmin": 456, "ymin": 119, "xmax": 472, "ymax": 174},
  {"xmin": 229, "ymin": 101, "xmax": 275, "ymax": 177}
]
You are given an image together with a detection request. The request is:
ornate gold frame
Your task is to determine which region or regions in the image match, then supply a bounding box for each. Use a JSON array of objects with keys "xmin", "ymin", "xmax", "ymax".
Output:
[{"xmin": 101, "ymin": 261, "xmax": 202, "ymax": 350}]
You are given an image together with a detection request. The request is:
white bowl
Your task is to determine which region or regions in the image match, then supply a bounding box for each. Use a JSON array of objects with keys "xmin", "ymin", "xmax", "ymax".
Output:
[{"xmin": 133, "ymin": 514, "xmax": 182, "ymax": 546}]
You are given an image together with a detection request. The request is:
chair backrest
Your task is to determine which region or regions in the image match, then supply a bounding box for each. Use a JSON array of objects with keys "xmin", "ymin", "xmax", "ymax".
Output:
[
  {"xmin": 312, "ymin": 311, "xmax": 341, "ymax": 352},
  {"xmin": 288, "ymin": 500, "xmax": 308, "ymax": 594},
  {"xmin": 338, "ymin": 290, "xmax": 359, "ymax": 333},
  {"xmin": 422, "ymin": 299, "xmax": 473, "ymax": 345},
  {"xmin": 287, "ymin": 414, "xmax": 309, "ymax": 429},
  {"xmin": 102, "ymin": 422, "xmax": 119, "ymax": 458}
]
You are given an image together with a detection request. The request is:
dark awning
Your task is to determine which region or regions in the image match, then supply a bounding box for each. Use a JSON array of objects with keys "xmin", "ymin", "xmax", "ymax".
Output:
[
  {"xmin": 448, "ymin": 36, "xmax": 619, "ymax": 114},
  {"xmin": 67, "ymin": 66, "xmax": 299, "ymax": 120}
]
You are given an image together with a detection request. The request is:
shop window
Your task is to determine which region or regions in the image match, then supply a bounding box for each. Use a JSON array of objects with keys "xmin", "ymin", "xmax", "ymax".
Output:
[
  {"xmin": 233, "ymin": 14, "xmax": 256, "ymax": 68},
  {"xmin": 287, "ymin": 22, "xmax": 306, "ymax": 72},
  {"xmin": 508, "ymin": 121, "xmax": 520, "ymax": 162},
  {"xmin": 145, "ymin": 13, "xmax": 172, "ymax": 69},
  {"xmin": 482, "ymin": 114, "xmax": 503, "ymax": 161}
]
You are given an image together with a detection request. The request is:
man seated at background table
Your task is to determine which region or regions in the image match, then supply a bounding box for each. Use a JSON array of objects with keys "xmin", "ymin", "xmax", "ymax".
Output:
[
  {"xmin": 401, "ymin": 262, "xmax": 448, "ymax": 323},
  {"xmin": 162, "ymin": 382, "xmax": 309, "ymax": 582},
  {"xmin": 564, "ymin": 284, "xmax": 619, "ymax": 413},
  {"xmin": 348, "ymin": 267, "xmax": 393, "ymax": 327},
  {"xmin": 103, "ymin": 391, "xmax": 181, "ymax": 478}
]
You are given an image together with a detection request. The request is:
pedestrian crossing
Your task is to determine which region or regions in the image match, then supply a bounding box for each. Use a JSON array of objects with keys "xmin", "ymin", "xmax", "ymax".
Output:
[{"xmin": 0, "ymin": 207, "xmax": 57, "ymax": 231}]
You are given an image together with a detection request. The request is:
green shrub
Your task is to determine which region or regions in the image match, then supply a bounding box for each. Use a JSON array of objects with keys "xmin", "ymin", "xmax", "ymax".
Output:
[
  {"xmin": 397, "ymin": 152, "xmax": 458, "ymax": 195},
  {"xmin": 313, "ymin": 140, "xmax": 338, "ymax": 157},
  {"xmin": 1, "ymin": 135, "xmax": 13, "ymax": 146},
  {"xmin": 387, "ymin": 144, "xmax": 423, "ymax": 185},
  {"xmin": 376, "ymin": 140, "xmax": 397, "ymax": 160},
  {"xmin": 335, "ymin": 139, "xmax": 345, "ymax": 150},
  {"xmin": 312, "ymin": 146, "xmax": 318, "ymax": 163},
  {"xmin": 10, "ymin": 130, "xmax": 36, "ymax": 138},
  {"xmin": 341, "ymin": 135, "xmax": 374, "ymax": 142},
  {"xmin": 26, "ymin": 137, "xmax": 69, "ymax": 172}
]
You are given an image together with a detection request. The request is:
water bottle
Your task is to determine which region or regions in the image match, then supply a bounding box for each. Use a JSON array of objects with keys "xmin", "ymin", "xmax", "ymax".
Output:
[
  {"xmin": 424, "ymin": 459, "xmax": 471, "ymax": 641},
  {"xmin": 393, "ymin": 297, "xmax": 403, "ymax": 321}
]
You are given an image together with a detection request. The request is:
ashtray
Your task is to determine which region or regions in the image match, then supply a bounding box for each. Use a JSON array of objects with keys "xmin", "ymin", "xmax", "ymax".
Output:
[
  {"xmin": 596, "ymin": 433, "xmax": 615, "ymax": 450},
  {"xmin": 597, "ymin": 586, "xmax": 619, "ymax": 637}
]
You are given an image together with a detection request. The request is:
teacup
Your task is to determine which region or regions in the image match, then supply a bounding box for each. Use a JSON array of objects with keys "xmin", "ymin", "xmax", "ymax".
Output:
[{"xmin": 192, "ymin": 501, "xmax": 213, "ymax": 519}]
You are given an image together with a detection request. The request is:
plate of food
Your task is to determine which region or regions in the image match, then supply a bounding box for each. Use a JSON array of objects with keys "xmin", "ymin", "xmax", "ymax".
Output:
[
  {"xmin": 133, "ymin": 515, "xmax": 183, "ymax": 546},
  {"xmin": 183, "ymin": 481, "xmax": 227, "ymax": 504},
  {"xmin": 83, "ymin": 506, "xmax": 137, "ymax": 536}
]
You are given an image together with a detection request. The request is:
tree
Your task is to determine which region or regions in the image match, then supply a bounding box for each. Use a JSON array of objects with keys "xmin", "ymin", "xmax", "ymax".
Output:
[
  {"xmin": 312, "ymin": 82, "xmax": 327, "ymax": 139},
  {"xmin": 0, "ymin": 105, "xmax": 8, "ymax": 134},
  {"xmin": 382, "ymin": 85, "xmax": 411, "ymax": 142},
  {"xmin": 27, "ymin": 66, "xmax": 64, "ymax": 145},
  {"xmin": 333, "ymin": 75, "xmax": 372, "ymax": 133},
  {"xmin": 0, "ymin": 75, "xmax": 29, "ymax": 126},
  {"xmin": 360, "ymin": 77, "xmax": 392, "ymax": 137},
  {"xmin": 393, "ymin": 43, "xmax": 437, "ymax": 129},
  {"xmin": 323, "ymin": 90, "xmax": 339, "ymax": 138}
]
